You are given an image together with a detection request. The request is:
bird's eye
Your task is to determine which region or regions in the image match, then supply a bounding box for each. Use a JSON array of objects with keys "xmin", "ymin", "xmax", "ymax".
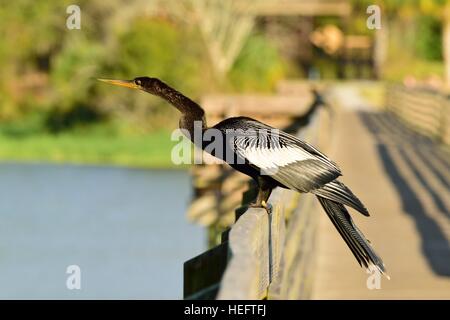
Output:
[{"xmin": 135, "ymin": 79, "xmax": 141, "ymax": 86}]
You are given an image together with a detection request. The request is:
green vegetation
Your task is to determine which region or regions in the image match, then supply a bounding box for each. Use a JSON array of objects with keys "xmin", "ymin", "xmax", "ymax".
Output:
[
  {"xmin": 0, "ymin": 122, "xmax": 180, "ymax": 168},
  {"xmin": 382, "ymin": 11, "xmax": 444, "ymax": 82},
  {"xmin": 0, "ymin": 1, "xmax": 446, "ymax": 167},
  {"xmin": 415, "ymin": 15, "xmax": 442, "ymax": 61},
  {"xmin": 352, "ymin": 0, "xmax": 445, "ymax": 82},
  {"xmin": 0, "ymin": 2, "xmax": 290, "ymax": 167},
  {"xmin": 228, "ymin": 34, "xmax": 286, "ymax": 91}
]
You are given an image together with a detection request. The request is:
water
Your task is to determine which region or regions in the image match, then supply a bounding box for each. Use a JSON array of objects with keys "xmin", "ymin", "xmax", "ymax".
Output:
[{"xmin": 0, "ymin": 163, "xmax": 205, "ymax": 299}]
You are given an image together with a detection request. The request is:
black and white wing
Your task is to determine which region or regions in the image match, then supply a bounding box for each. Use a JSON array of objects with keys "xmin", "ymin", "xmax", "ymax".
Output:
[{"xmin": 232, "ymin": 120, "xmax": 341, "ymax": 193}]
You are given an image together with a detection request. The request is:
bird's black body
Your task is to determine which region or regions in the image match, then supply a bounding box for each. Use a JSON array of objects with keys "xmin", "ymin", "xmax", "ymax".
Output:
[
  {"xmin": 99, "ymin": 76, "xmax": 387, "ymax": 275},
  {"xmin": 208, "ymin": 117, "xmax": 283, "ymax": 187}
]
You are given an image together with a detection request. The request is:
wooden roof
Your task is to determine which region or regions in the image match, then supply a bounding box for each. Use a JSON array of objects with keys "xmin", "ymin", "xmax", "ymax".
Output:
[{"xmin": 236, "ymin": 0, "xmax": 351, "ymax": 17}]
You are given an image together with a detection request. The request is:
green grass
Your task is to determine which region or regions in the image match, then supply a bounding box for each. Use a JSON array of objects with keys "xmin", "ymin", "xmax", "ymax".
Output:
[
  {"xmin": 383, "ymin": 59, "xmax": 443, "ymax": 82},
  {"xmin": 0, "ymin": 129, "xmax": 186, "ymax": 169}
]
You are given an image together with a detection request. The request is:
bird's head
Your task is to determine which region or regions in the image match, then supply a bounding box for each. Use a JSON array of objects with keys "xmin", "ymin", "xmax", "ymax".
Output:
[
  {"xmin": 98, "ymin": 76, "xmax": 164, "ymax": 95},
  {"xmin": 98, "ymin": 76, "xmax": 204, "ymax": 119}
]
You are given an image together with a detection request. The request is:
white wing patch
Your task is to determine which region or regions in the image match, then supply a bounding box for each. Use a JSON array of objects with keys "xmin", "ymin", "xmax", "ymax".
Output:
[
  {"xmin": 242, "ymin": 144, "xmax": 315, "ymax": 169},
  {"xmin": 228, "ymin": 125, "xmax": 341, "ymax": 190}
]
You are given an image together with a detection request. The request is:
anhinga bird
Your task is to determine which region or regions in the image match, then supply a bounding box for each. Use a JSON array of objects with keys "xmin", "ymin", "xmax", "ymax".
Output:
[{"xmin": 99, "ymin": 77, "xmax": 387, "ymax": 275}]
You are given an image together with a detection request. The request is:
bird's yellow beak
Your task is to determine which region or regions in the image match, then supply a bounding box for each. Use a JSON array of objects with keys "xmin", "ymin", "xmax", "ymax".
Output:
[{"xmin": 97, "ymin": 78, "xmax": 139, "ymax": 89}]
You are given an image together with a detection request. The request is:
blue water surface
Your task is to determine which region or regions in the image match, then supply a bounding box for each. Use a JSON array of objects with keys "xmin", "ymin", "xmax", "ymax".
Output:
[{"xmin": 0, "ymin": 163, "xmax": 204, "ymax": 299}]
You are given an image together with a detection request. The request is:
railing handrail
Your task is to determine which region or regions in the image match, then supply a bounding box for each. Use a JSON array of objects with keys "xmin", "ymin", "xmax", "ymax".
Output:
[{"xmin": 386, "ymin": 84, "xmax": 450, "ymax": 146}]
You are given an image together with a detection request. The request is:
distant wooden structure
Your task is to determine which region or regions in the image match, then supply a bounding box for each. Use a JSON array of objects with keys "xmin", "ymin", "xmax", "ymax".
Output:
[
  {"xmin": 236, "ymin": 0, "xmax": 351, "ymax": 17},
  {"xmin": 202, "ymin": 94, "xmax": 314, "ymax": 128},
  {"xmin": 339, "ymin": 35, "xmax": 376, "ymax": 79},
  {"xmin": 243, "ymin": 0, "xmax": 376, "ymax": 79}
]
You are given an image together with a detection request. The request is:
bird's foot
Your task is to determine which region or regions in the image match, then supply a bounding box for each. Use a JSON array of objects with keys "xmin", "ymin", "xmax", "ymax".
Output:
[
  {"xmin": 248, "ymin": 201, "xmax": 272, "ymax": 214},
  {"xmin": 262, "ymin": 201, "xmax": 273, "ymax": 214}
]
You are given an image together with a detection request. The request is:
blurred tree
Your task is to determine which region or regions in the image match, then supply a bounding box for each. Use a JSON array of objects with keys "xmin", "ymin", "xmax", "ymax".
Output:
[
  {"xmin": 97, "ymin": 17, "xmax": 212, "ymax": 132},
  {"xmin": 164, "ymin": 0, "xmax": 270, "ymax": 77},
  {"xmin": 416, "ymin": 15, "xmax": 443, "ymax": 61},
  {"xmin": 353, "ymin": 0, "xmax": 447, "ymax": 83},
  {"xmin": 228, "ymin": 33, "xmax": 285, "ymax": 91},
  {"xmin": 0, "ymin": 0, "xmax": 287, "ymax": 134},
  {"xmin": 191, "ymin": 0, "xmax": 256, "ymax": 77}
]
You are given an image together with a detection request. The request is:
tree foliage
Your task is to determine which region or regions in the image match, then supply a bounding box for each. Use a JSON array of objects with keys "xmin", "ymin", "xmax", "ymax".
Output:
[{"xmin": 0, "ymin": 1, "xmax": 287, "ymax": 133}]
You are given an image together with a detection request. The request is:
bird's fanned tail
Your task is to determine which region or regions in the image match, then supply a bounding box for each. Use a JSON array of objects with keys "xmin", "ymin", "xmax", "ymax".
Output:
[
  {"xmin": 316, "ymin": 196, "xmax": 387, "ymax": 276},
  {"xmin": 312, "ymin": 180, "xmax": 369, "ymax": 216}
]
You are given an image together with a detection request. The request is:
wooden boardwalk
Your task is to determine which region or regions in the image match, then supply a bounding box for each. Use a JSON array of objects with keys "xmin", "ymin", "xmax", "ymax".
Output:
[
  {"xmin": 312, "ymin": 93, "xmax": 450, "ymax": 299},
  {"xmin": 184, "ymin": 84, "xmax": 450, "ymax": 300}
]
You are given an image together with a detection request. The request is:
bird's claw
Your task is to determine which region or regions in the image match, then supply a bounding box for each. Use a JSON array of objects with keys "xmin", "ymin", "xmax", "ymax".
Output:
[
  {"xmin": 248, "ymin": 201, "xmax": 272, "ymax": 214},
  {"xmin": 262, "ymin": 201, "xmax": 273, "ymax": 214}
]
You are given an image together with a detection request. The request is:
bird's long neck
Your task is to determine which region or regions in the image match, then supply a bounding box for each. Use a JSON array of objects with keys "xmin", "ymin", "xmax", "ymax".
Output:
[{"xmin": 154, "ymin": 82, "xmax": 207, "ymax": 140}]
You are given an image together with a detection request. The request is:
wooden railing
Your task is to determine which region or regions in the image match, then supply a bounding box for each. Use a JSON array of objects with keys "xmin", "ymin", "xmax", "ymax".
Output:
[
  {"xmin": 184, "ymin": 93, "xmax": 331, "ymax": 299},
  {"xmin": 386, "ymin": 85, "xmax": 450, "ymax": 146}
]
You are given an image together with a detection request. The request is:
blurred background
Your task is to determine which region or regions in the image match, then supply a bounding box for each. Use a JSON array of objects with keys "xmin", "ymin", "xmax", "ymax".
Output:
[{"xmin": 0, "ymin": 0, "xmax": 449, "ymax": 299}]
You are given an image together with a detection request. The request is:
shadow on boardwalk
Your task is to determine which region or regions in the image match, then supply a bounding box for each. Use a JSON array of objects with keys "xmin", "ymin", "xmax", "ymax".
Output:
[{"xmin": 359, "ymin": 112, "xmax": 450, "ymax": 277}]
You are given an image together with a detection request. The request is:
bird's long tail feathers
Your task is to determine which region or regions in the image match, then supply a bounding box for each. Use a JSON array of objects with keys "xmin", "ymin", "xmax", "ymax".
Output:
[
  {"xmin": 312, "ymin": 180, "xmax": 369, "ymax": 216},
  {"xmin": 316, "ymin": 195, "xmax": 387, "ymax": 276}
]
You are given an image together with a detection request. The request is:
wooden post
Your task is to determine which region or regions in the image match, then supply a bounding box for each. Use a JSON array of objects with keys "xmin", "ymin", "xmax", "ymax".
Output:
[
  {"xmin": 443, "ymin": 5, "xmax": 450, "ymax": 90},
  {"xmin": 373, "ymin": 16, "xmax": 388, "ymax": 79}
]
